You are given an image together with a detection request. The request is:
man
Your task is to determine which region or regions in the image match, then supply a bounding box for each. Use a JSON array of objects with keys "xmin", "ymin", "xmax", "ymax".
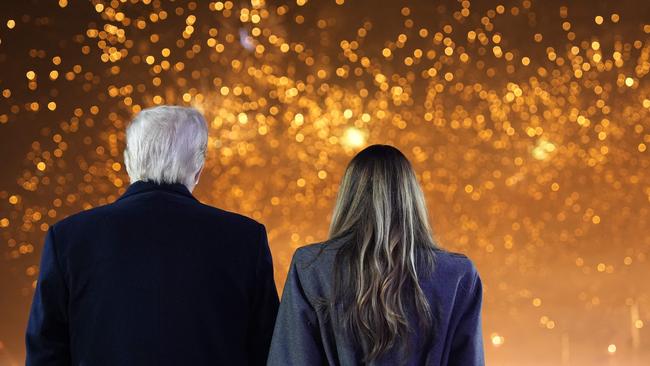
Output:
[{"xmin": 26, "ymin": 106, "xmax": 279, "ymax": 365}]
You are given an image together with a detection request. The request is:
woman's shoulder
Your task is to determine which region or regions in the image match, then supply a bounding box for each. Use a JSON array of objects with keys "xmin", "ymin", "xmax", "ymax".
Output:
[
  {"xmin": 291, "ymin": 242, "xmax": 479, "ymax": 276},
  {"xmin": 292, "ymin": 237, "xmax": 345, "ymax": 264},
  {"xmin": 290, "ymin": 238, "xmax": 349, "ymax": 282},
  {"xmin": 431, "ymin": 248, "xmax": 480, "ymax": 280},
  {"xmin": 293, "ymin": 242, "xmax": 326, "ymax": 260},
  {"xmin": 286, "ymin": 239, "xmax": 344, "ymax": 300}
]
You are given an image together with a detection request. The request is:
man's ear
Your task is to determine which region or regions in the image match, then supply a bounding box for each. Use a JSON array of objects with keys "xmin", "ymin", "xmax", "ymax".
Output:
[{"xmin": 194, "ymin": 165, "xmax": 204, "ymax": 185}]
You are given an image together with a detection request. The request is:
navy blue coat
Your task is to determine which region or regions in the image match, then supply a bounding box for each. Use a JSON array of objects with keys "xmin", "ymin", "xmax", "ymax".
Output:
[
  {"xmin": 26, "ymin": 181, "xmax": 279, "ymax": 365},
  {"xmin": 268, "ymin": 240, "xmax": 485, "ymax": 366}
]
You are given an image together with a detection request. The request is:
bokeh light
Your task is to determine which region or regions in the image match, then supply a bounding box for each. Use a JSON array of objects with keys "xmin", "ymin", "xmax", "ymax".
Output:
[{"xmin": 0, "ymin": 0, "xmax": 649, "ymax": 365}]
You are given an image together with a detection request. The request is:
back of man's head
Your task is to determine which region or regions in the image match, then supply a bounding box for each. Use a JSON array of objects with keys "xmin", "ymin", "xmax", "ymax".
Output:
[{"xmin": 124, "ymin": 105, "xmax": 208, "ymax": 191}]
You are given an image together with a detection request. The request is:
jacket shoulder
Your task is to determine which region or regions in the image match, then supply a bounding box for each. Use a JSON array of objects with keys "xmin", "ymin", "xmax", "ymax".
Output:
[
  {"xmin": 50, "ymin": 203, "xmax": 114, "ymax": 234},
  {"xmin": 195, "ymin": 203, "xmax": 263, "ymax": 230},
  {"xmin": 51, "ymin": 200, "xmax": 263, "ymax": 239},
  {"xmin": 293, "ymin": 242, "xmax": 327, "ymax": 262},
  {"xmin": 433, "ymin": 249, "xmax": 480, "ymax": 282},
  {"xmin": 290, "ymin": 238, "xmax": 345, "ymax": 272}
]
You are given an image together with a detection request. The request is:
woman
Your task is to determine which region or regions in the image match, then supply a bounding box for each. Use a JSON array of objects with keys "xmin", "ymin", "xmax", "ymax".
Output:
[{"xmin": 268, "ymin": 145, "xmax": 484, "ymax": 366}]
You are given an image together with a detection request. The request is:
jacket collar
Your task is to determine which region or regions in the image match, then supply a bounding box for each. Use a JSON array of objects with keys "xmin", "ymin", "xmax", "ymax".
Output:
[{"xmin": 117, "ymin": 180, "xmax": 198, "ymax": 202}]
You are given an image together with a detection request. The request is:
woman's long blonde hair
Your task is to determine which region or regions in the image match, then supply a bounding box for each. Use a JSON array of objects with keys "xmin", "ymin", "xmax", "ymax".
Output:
[{"xmin": 329, "ymin": 144, "xmax": 438, "ymax": 362}]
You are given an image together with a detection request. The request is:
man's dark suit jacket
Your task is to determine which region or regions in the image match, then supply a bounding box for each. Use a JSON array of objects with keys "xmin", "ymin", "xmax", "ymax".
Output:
[{"xmin": 26, "ymin": 181, "xmax": 279, "ymax": 365}]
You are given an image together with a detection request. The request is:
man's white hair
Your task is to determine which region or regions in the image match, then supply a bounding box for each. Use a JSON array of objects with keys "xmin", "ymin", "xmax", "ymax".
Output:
[{"xmin": 124, "ymin": 105, "xmax": 208, "ymax": 191}]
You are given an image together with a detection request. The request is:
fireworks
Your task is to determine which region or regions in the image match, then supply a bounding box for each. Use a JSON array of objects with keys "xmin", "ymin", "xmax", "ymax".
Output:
[{"xmin": 0, "ymin": 0, "xmax": 648, "ymax": 364}]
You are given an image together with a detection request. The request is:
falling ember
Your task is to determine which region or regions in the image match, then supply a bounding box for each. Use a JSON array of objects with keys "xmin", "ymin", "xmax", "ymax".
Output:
[
  {"xmin": 608, "ymin": 344, "xmax": 617, "ymax": 354},
  {"xmin": 531, "ymin": 139, "xmax": 556, "ymax": 161},
  {"xmin": 490, "ymin": 333, "xmax": 505, "ymax": 347},
  {"xmin": 341, "ymin": 127, "xmax": 367, "ymax": 149}
]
